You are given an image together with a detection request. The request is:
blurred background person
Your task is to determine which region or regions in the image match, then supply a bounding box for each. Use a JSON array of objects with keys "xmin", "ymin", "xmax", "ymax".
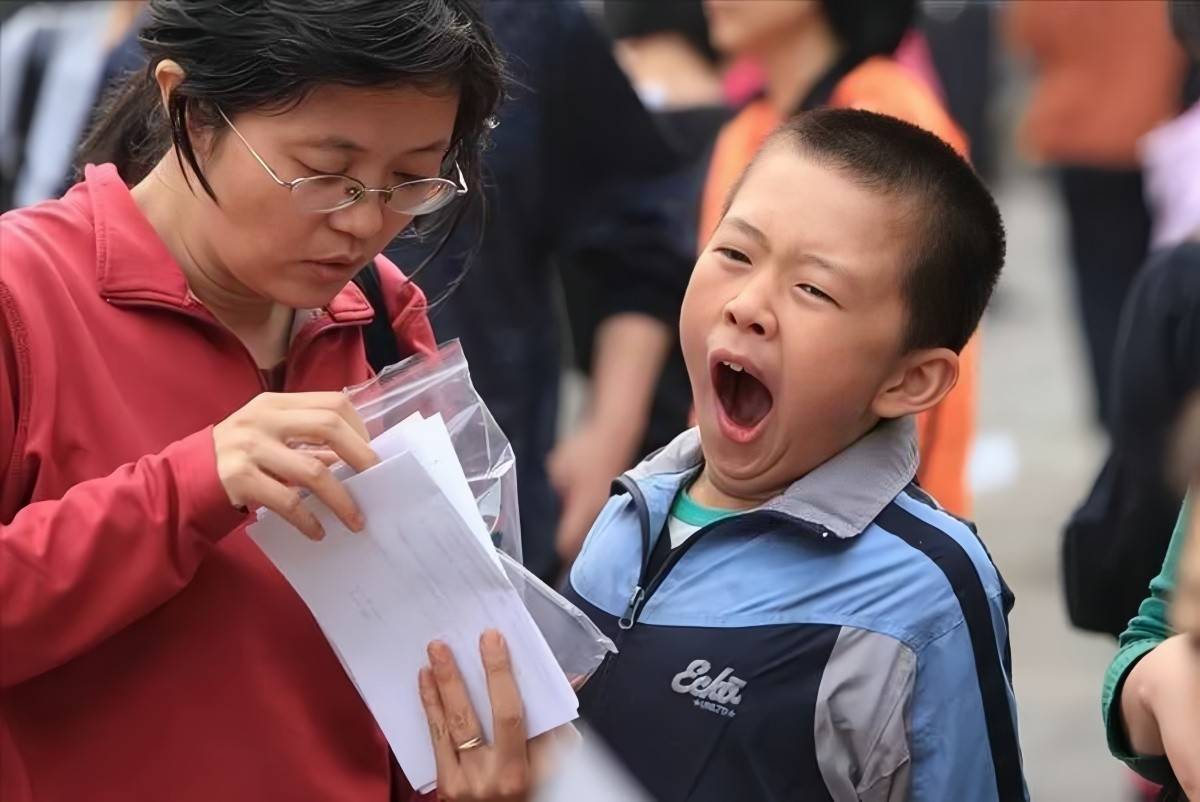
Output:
[
  {"xmin": 700, "ymin": 0, "xmax": 978, "ymax": 516},
  {"xmin": 387, "ymin": 0, "xmax": 689, "ymax": 582},
  {"xmin": 1005, "ymin": 1, "xmax": 1189, "ymax": 431},
  {"xmin": 1103, "ymin": 396, "xmax": 1200, "ymax": 800},
  {"xmin": 920, "ymin": 2, "xmax": 999, "ymax": 183},
  {"xmin": 1060, "ymin": 3, "xmax": 1200, "ymax": 798},
  {"xmin": 0, "ymin": 0, "xmax": 146, "ymax": 210},
  {"xmin": 602, "ymin": 0, "xmax": 727, "ymax": 153},
  {"xmin": 1063, "ymin": 0, "xmax": 1200, "ymax": 646},
  {"xmin": 553, "ymin": 0, "xmax": 729, "ymax": 570}
]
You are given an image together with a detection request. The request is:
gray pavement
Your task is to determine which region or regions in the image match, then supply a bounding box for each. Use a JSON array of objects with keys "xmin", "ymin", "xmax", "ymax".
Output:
[{"xmin": 977, "ymin": 168, "xmax": 1129, "ymax": 802}]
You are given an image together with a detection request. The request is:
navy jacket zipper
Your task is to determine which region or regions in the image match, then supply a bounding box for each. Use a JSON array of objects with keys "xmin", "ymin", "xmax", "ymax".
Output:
[
  {"xmin": 612, "ymin": 476, "xmax": 835, "ymax": 630},
  {"xmin": 582, "ymin": 477, "xmax": 832, "ymax": 709},
  {"xmin": 613, "ymin": 475, "xmax": 728, "ymax": 630}
]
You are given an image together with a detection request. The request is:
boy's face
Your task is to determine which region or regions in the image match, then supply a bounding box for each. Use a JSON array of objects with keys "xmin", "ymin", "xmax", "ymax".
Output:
[{"xmin": 681, "ymin": 149, "xmax": 917, "ymax": 501}]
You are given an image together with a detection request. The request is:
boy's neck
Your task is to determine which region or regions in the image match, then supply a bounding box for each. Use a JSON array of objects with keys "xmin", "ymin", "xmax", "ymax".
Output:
[
  {"xmin": 688, "ymin": 467, "xmax": 775, "ymax": 512},
  {"xmin": 760, "ymin": 18, "xmax": 843, "ymax": 116}
]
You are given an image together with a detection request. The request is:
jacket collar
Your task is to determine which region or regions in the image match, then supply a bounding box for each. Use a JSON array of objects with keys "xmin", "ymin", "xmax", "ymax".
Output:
[
  {"xmin": 86, "ymin": 163, "xmax": 374, "ymax": 323},
  {"xmin": 626, "ymin": 416, "xmax": 919, "ymax": 539}
]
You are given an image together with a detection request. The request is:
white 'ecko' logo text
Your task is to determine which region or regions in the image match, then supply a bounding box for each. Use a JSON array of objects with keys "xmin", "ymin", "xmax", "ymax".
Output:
[{"xmin": 671, "ymin": 659, "xmax": 746, "ymax": 717}]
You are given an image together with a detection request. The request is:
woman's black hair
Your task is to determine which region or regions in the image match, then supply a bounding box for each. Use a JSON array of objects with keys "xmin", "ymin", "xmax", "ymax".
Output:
[
  {"xmin": 77, "ymin": 0, "xmax": 505, "ymax": 311},
  {"xmin": 80, "ymin": 0, "xmax": 503, "ymax": 198}
]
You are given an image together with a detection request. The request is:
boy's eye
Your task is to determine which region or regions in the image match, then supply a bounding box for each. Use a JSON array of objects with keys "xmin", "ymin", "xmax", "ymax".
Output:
[
  {"xmin": 715, "ymin": 247, "xmax": 751, "ymax": 265},
  {"xmin": 797, "ymin": 283, "xmax": 835, "ymax": 304}
]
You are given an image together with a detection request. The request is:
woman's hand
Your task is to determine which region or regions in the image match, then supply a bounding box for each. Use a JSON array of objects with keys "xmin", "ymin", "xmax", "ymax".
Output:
[
  {"xmin": 213, "ymin": 392, "xmax": 378, "ymax": 539},
  {"xmin": 419, "ymin": 631, "xmax": 572, "ymax": 802},
  {"xmin": 1121, "ymin": 633, "xmax": 1200, "ymax": 796}
]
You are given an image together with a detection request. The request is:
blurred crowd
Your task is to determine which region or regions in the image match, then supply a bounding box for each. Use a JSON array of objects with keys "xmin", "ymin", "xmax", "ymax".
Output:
[{"xmin": 3, "ymin": 1, "xmax": 1200, "ymax": 800}]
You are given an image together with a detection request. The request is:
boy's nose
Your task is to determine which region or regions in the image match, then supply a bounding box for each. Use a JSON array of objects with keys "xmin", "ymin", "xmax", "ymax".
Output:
[{"xmin": 723, "ymin": 287, "xmax": 777, "ymax": 339}]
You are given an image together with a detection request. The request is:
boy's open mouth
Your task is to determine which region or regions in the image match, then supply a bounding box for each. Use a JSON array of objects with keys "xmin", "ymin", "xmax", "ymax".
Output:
[{"xmin": 713, "ymin": 360, "xmax": 774, "ymax": 431}]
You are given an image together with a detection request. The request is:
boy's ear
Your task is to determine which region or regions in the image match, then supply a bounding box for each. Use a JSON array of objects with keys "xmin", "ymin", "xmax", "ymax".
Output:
[{"xmin": 870, "ymin": 347, "xmax": 959, "ymax": 420}]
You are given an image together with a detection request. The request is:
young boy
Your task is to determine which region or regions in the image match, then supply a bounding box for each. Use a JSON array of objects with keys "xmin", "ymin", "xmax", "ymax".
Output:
[{"xmin": 563, "ymin": 108, "xmax": 1026, "ymax": 801}]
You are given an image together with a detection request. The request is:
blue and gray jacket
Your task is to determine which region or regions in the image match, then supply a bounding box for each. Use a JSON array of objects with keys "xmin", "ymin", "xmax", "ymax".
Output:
[{"xmin": 564, "ymin": 418, "xmax": 1027, "ymax": 801}]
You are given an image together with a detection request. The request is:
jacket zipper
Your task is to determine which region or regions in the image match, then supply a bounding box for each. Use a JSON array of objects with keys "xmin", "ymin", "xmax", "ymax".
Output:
[
  {"xmin": 612, "ymin": 478, "xmax": 833, "ymax": 631},
  {"xmin": 584, "ymin": 479, "xmax": 829, "ymax": 706},
  {"xmin": 613, "ymin": 475, "xmax": 731, "ymax": 631},
  {"xmin": 582, "ymin": 477, "xmax": 734, "ymax": 705}
]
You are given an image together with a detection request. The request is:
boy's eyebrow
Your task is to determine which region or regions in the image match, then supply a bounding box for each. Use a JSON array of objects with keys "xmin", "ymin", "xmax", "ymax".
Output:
[
  {"xmin": 724, "ymin": 215, "xmax": 853, "ymax": 281},
  {"xmin": 725, "ymin": 216, "xmax": 771, "ymax": 251}
]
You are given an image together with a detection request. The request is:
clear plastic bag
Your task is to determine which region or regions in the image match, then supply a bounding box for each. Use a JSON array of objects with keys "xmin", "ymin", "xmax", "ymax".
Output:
[
  {"xmin": 345, "ymin": 340, "xmax": 616, "ymax": 684},
  {"xmin": 347, "ymin": 339, "xmax": 521, "ymax": 562}
]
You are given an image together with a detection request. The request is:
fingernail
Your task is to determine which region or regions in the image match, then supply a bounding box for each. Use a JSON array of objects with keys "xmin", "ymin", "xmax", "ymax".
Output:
[
  {"xmin": 481, "ymin": 630, "xmax": 504, "ymax": 649},
  {"xmin": 427, "ymin": 641, "xmax": 447, "ymax": 665},
  {"xmin": 312, "ymin": 525, "xmax": 326, "ymax": 541},
  {"xmin": 350, "ymin": 514, "xmax": 365, "ymax": 532}
]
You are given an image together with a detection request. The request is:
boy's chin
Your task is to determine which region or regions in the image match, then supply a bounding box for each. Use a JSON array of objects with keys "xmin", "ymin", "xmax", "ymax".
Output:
[
  {"xmin": 696, "ymin": 443, "xmax": 797, "ymax": 506},
  {"xmin": 698, "ymin": 419, "xmax": 775, "ymax": 474}
]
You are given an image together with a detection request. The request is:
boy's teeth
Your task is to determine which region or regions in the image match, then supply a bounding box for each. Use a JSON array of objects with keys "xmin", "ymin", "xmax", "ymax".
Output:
[{"xmin": 723, "ymin": 361, "xmax": 744, "ymax": 372}]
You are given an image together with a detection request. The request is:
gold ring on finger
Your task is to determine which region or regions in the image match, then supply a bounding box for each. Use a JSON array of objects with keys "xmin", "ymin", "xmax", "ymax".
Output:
[{"xmin": 455, "ymin": 735, "xmax": 485, "ymax": 753}]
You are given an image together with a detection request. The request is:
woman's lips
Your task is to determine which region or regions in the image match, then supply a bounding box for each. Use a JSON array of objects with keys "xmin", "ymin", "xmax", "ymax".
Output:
[{"xmin": 303, "ymin": 259, "xmax": 361, "ymax": 282}]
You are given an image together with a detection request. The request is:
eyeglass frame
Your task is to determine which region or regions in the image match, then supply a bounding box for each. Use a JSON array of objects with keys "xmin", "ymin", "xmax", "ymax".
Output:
[{"xmin": 216, "ymin": 107, "xmax": 467, "ymax": 216}]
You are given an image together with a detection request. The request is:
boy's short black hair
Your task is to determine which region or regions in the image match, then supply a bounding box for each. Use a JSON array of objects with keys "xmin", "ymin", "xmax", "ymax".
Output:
[{"xmin": 737, "ymin": 108, "xmax": 1005, "ymax": 353}]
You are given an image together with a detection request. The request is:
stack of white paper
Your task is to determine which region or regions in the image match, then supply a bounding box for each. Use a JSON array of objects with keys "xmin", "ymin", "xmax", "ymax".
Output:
[{"xmin": 248, "ymin": 413, "xmax": 579, "ymax": 793}]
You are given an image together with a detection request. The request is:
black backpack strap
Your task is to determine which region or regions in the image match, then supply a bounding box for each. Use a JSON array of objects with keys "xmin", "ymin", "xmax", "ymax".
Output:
[{"xmin": 352, "ymin": 262, "xmax": 403, "ymax": 375}]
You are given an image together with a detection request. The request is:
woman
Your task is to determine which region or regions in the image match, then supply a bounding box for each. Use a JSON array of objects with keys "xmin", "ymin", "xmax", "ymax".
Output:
[
  {"xmin": 0, "ymin": 2, "xmax": 542, "ymax": 800},
  {"xmin": 1004, "ymin": 0, "xmax": 1187, "ymax": 431}
]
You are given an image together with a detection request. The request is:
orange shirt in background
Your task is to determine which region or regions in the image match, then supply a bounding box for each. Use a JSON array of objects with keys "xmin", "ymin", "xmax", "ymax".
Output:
[
  {"xmin": 1005, "ymin": 0, "xmax": 1186, "ymax": 168},
  {"xmin": 699, "ymin": 57, "xmax": 977, "ymax": 516}
]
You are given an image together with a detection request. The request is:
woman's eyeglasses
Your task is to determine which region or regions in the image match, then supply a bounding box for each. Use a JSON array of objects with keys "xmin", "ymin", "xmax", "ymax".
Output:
[{"xmin": 218, "ymin": 108, "xmax": 466, "ymax": 217}]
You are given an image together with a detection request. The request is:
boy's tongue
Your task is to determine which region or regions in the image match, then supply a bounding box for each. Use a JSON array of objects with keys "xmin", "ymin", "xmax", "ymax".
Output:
[{"xmin": 717, "ymin": 365, "xmax": 773, "ymax": 428}]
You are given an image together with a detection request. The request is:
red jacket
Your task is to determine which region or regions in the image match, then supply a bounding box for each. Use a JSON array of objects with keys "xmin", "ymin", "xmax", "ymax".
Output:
[{"xmin": 0, "ymin": 164, "xmax": 435, "ymax": 801}]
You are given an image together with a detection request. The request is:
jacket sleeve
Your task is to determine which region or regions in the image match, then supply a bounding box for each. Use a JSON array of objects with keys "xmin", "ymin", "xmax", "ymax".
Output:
[
  {"xmin": 907, "ymin": 597, "xmax": 1028, "ymax": 801},
  {"xmin": 0, "ymin": 293, "xmax": 247, "ymax": 687},
  {"xmin": 1100, "ymin": 503, "xmax": 1186, "ymax": 784},
  {"xmin": 812, "ymin": 628, "xmax": 916, "ymax": 801}
]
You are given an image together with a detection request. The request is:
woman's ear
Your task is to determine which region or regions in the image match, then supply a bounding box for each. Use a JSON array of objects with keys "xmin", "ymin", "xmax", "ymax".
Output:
[
  {"xmin": 153, "ymin": 60, "xmax": 185, "ymax": 111},
  {"xmin": 870, "ymin": 347, "xmax": 959, "ymax": 420}
]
